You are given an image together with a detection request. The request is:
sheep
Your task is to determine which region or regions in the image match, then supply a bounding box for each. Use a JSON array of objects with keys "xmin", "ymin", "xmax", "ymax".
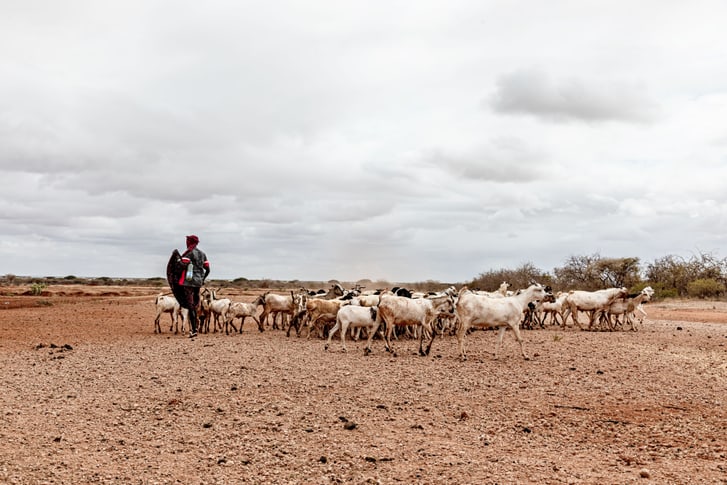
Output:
[
  {"xmin": 324, "ymin": 305, "xmax": 379, "ymax": 353},
  {"xmin": 455, "ymin": 284, "xmax": 551, "ymax": 360},
  {"xmin": 224, "ymin": 295, "xmax": 265, "ymax": 334},
  {"xmin": 563, "ymin": 287, "xmax": 629, "ymax": 330},
  {"xmin": 374, "ymin": 293, "xmax": 456, "ymax": 357},
  {"xmin": 154, "ymin": 294, "xmax": 183, "ymax": 334}
]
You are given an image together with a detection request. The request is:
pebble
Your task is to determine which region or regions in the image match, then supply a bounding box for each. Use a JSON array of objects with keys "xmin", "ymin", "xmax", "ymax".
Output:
[{"xmin": 639, "ymin": 468, "xmax": 650, "ymax": 478}]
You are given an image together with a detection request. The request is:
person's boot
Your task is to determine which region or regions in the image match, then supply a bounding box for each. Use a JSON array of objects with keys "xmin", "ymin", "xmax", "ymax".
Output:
[{"xmin": 189, "ymin": 310, "xmax": 198, "ymax": 338}]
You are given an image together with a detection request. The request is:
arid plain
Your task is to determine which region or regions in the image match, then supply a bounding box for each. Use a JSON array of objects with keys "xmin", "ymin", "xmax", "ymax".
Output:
[{"xmin": 1, "ymin": 285, "xmax": 725, "ymax": 484}]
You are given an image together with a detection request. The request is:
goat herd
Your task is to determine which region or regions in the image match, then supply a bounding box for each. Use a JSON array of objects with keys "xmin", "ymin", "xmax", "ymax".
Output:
[{"xmin": 153, "ymin": 282, "xmax": 654, "ymax": 360}]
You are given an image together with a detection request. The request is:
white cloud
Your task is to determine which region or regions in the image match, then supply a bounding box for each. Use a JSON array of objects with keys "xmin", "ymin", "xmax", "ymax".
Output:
[{"xmin": 1, "ymin": 1, "xmax": 727, "ymax": 282}]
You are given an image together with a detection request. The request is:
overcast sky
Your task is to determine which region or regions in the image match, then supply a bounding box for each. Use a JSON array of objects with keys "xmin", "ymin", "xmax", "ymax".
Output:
[{"xmin": 2, "ymin": 1, "xmax": 727, "ymax": 283}]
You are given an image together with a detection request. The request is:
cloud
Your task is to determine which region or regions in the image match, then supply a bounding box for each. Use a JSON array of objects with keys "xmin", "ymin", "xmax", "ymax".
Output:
[
  {"xmin": 422, "ymin": 137, "xmax": 549, "ymax": 183},
  {"xmin": 3, "ymin": 2, "xmax": 727, "ymax": 283},
  {"xmin": 489, "ymin": 69, "xmax": 660, "ymax": 123}
]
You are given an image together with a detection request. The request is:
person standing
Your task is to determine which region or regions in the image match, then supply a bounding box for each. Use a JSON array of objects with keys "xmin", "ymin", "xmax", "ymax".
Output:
[{"xmin": 178, "ymin": 234, "xmax": 210, "ymax": 338}]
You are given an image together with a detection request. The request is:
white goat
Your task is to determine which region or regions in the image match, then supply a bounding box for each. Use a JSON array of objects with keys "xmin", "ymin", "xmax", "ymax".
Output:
[
  {"xmin": 563, "ymin": 287, "xmax": 628, "ymax": 330},
  {"xmin": 174, "ymin": 307, "xmax": 189, "ymax": 334},
  {"xmin": 224, "ymin": 295, "xmax": 265, "ymax": 334},
  {"xmin": 634, "ymin": 286, "xmax": 655, "ymax": 324},
  {"xmin": 324, "ymin": 305, "xmax": 379, "ymax": 353},
  {"xmin": 374, "ymin": 293, "xmax": 456, "ymax": 357},
  {"xmin": 601, "ymin": 286, "xmax": 654, "ymax": 331},
  {"xmin": 347, "ymin": 294, "xmax": 382, "ymax": 341},
  {"xmin": 203, "ymin": 289, "xmax": 231, "ymax": 333},
  {"xmin": 455, "ymin": 284, "xmax": 550, "ymax": 360},
  {"xmin": 426, "ymin": 286, "xmax": 458, "ymax": 298},
  {"xmin": 154, "ymin": 294, "xmax": 185, "ymax": 334},
  {"xmin": 538, "ymin": 291, "xmax": 569, "ymax": 327},
  {"xmin": 474, "ymin": 281, "xmax": 510, "ymax": 298},
  {"xmin": 259, "ymin": 291, "xmax": 305, "ymax": 331},
  {"xmin": 352, "ymin": 294, "xmax": 380, "ymax": 307}
]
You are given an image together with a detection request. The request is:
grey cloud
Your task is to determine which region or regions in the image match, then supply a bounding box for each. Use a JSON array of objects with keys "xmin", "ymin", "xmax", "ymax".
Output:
[
  {"xmin": 489, "ymin": 69, "xmax": 660, "ymax": 123},
  {"xmin": 423, "ymin": 137, "xmax": 549, "ymax": 183},
  {"xmin": 2, "ymin": 2, "xmax": 727, "ymax": 283}
]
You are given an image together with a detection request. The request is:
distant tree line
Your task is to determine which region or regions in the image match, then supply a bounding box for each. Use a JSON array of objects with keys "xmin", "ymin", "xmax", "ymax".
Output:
[
  {"xmin": 3, "ymin": 250, "xmax": 727, "ymax": 299},
  {"xmin": 468, "ymin": 251, "xmax": 727, "ymax": 300}
]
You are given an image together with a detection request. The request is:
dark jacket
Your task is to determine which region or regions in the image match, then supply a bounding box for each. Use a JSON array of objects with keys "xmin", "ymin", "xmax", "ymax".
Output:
[{"xmin": 179, "ymin": 247, "xmax": 210, "ymax": 287}]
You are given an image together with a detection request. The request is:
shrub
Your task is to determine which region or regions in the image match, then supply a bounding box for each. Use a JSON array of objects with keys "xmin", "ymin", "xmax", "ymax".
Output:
[
  {"xmin": 30, "ymin": 283, "xmax": 47, "ymax": 296},
  {"xmin": 659, "ymin": 288, "xmax": 679, "ymax": 299},
  {"xmin": 686, "ymin": 278, "xmax": 725, "ymax": 299}
]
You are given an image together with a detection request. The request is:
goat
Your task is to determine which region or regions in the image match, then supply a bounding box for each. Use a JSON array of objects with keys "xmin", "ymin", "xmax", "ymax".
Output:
[
  {"xmin": 259, "ymin": 291, "xmax": 305, "ymax": 331},
  {"xmin": 634, "ymin": 286, "xmax": 655, "ymax": 325},
  {"xmin": 538, "ymin": 291, "xmax": 569, "ymax": 327},
  {"xmin": 347, "ymin": 294, "xmax": 381, "ymax": 340},
  {"xmin": 390, "ymin": 287, "xmax": 414, "ymax": 298},
  {"xmin": 173, "ymin": 306, "xmax": 189, "ymax": 334},
  {"xmin": 352, "ymin": 294, "xmax": 380, "ymax": 307},
  {"xmin": 424, "ymin": 286, "xmax": 459, "ymax": 337},
  {"xmin": 521, "ymin": 293, "xmax": 556, "ymax": 329},
  {"xmin": 455, "ymin": 284, "xmax": 551, "ymax": 360},
  {"xmin": 521, "ymin": 301, "xmax": 542, "ymax": 330},
  {"xmin": 474, "ymin": 281, "xmax": 510, "ymax": 298},
  {"xmin": 202, "ymin": 288, "xmax": 231, "ymax": 333},
  {"xmin": 324, "ymin": 305, "xmax": 379, "ymax": 353},
  {"xmin": 374, "ymin": 293, "xmax": 456, "ymax": 357},
  {"xmin": 154, "ymin": 294, "xmax": 184, "ymax": 334},
  {"xmin": 292, "ymin": 297, "xmax": 350, "ymax": 339},
  {"xmin": 224, "ymin": 295, "xmax": 265, "ymax": 334},
  {"xmin": 600, "ymin": 286, "xmax": 654, "ymax": 331},
  {"xmin": 429, "ymin": 286, "xmax": 458, "ymax": 298},
  {"xmin": 563, "ymin": 287, "xmax": 629, "ymax": 330},
  {"xmin": 315, "ymin": 283, "xmax": 346, "ymax": 300},
  {"xmin": 198, "ymin": 290, "xmax": 212, "ymax": 333}
]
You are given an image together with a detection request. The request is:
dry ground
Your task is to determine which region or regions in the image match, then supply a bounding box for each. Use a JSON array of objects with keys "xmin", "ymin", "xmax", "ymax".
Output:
[{"xmin": 0, "ymin": 285, "xmax": 726, "ymax": 484}]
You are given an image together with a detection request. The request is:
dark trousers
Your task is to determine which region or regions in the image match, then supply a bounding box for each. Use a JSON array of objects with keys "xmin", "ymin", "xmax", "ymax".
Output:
[{"xmin": 181, "ymin": 286, "xmax": 201, "ymax": 333}]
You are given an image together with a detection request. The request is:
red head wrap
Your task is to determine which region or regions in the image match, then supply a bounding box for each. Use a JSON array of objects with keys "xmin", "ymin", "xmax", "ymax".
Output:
[{"xmin": 186, "ymin": 234, "xmax": 199, "ymax": 250}]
